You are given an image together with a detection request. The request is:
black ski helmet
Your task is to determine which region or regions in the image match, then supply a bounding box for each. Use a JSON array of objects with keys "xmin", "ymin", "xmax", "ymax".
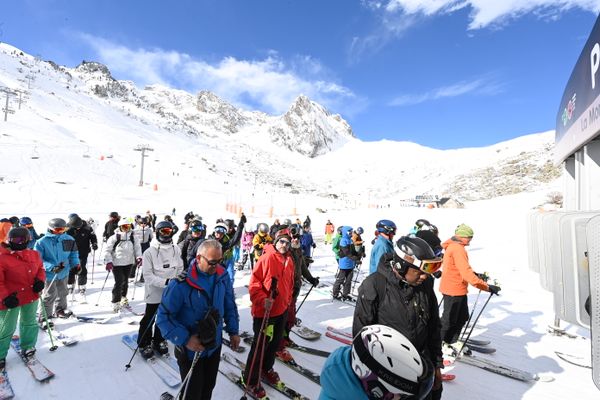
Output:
[
  {"xmin": 9, "ymin": 216, "xmax": 19, "ymax": 227},
  {"xmin": 414, "ymin": 219, "xmax": 431, "ymax": 231},
  {"xmin": 156, "ymin": 220, "xmax": 175, "ymax": 244},
  {"xmin": 8, "ymin": 227, "xmax": 30, "ymax": 251},
  {"xmin": 289, "ymin": 223, "xmax": 303, "ymax": 238},
  {"xmin": 68, "ymin": 215, "xmax": 84, "ymax": 229},
  {"xmin": 48, "ymin": 218, "xmax": 67, "ymax": 231},
  {"xmin": 396, "ymin": 236, "xmax": 437, "ymax": 261}
]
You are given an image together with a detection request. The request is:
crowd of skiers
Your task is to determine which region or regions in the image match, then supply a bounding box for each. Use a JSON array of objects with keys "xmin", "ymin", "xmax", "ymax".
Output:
[{"xmin": 0, "ymin": 210, "xmax": 502, "ymax": 400}]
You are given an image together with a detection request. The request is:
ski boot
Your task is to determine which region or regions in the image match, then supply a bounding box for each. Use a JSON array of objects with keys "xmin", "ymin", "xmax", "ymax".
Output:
[
  {"xmin": 140, "ymin": 345, "xmax": 154, "ymax": 360},
  {"xmin": 38, "ymin": 319, "xmax": 54, "ymax": 330},
  {"xmin": 67, "ymin": 284, "xmax": 74, "ymax": 295},
  {"xmin": 0, "ymin": 358, "xmax": 5, "ymax": 371},
  {"xmin": 55, "ymin": 309, "xmax": 73, "ymax": 318},
  {"xmin": 20, "ymin": 348, "xmax": 36, "ymax": 361},
  {"xmin": 275, "ymin": 349, "xmax": 293, "ymax": 362},
  {"xmin": 153, "ymin": 340, "xmax": 169, "ymax": 356},
  {"xmin": 112, "ymin": 302, "xmax": 122, "ymax": 313}
]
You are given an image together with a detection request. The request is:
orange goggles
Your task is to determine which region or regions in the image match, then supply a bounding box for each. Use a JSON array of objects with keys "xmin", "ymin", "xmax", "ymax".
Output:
[
  {"xmin": 52, "ymin": 227, "xmax": 68, "ymax": 234},
  {"xmin": 120, "ymin": 224, "xmax": 133, "ymax": 231},
  {"xmin": 158, "ymin": 227, "xmax": 173, "ymax": 236},
  {"xmin": 420, "ymin": 259, "xmax": 443, "ymax": 275}
]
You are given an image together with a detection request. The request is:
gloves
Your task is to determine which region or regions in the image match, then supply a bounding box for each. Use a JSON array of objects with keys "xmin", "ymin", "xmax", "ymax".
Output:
[
  {"xmin": 239, "ymin": 213, "xmax": 247, "ymax": 224},
  {"xmin": 2, "ymin": 292, "xmax": 18, "ymax": 309},
  {"xmin": 476, "ymin": 272, "xmax": 489, "ymax": 282},
  {"xmin": 92, "ymin": 243, "xmax": 98, "ymax": 251},
  {"xmin": 196, "ymin": 308, "xmax": 220, "ymax": 349},
  {"xmin": 311, "ymin": 243, "xmax": 316, "ymax": 249},
  {"xmin": 52, "ymin": 262, "xmax": 65, "ymax": 273},
  {"xmin": 105, "ymin": 262, "xmax": 114, "ymax": 272},
  {"xmin": 165, "ymin": 279, "xmax": 170, "ymax": 286},
  {"xmin": 72, "ymin": 264, "xmax": 82, "ymax": 275},
  {"xmin": 32, "ymin": 279, "xmax": 45, "ymax": 293},
  {"xmin": 488, "ymin": 284, "xmax": 501, "ymax": 295},
  {"xmin": 310, "ymin": 277, "xmax": 319, "ymax": 287},
  {"xmin": 136, "ymin": 257, "xmax": 143, "ymax": 267}
]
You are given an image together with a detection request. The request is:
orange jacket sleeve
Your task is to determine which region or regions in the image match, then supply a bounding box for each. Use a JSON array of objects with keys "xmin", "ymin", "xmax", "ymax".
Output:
[{"xmin": 453, "ymin": 247, "xmax": 489, "ymax": 292}]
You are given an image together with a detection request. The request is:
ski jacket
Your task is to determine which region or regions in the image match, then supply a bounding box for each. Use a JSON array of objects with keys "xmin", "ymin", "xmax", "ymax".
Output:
[
  {"xmin": 324, "ymin": 223, "xmax": 335, "ymax": 234},
  {"xmin": 103, "ymin": 231, "xmax": 142, "ymax": 267},
  {"xmin": 248, "ymin": 244, "xmax": 295, "ymax": 318},
  {"xmin": 187, "ymin": 220, "xmax": 244, "ymax": 267},
  {"xmin": 0, "ymin": 222, "xmax": 11, "ymax": 244},
  {"xmin": 353, "ymin": 252, "xmax": 443, "ymax": 368},
  {"xmin": 241, "ymin": 231, "xmax": 254, "ymax": 251},
  {"xmin": 439, "ymin": 237, "xmax": 489, "ymax": 296},
  {"xmin": 0, "ymin": 248, "xmax": 46, "ymax": 311},
  {"xmin": 319, "ymin": 346, "xmax": 368, "ymax": 400},
  {"xmin": 67, "ymin": 222, "xmax": 98, "ymax": 255},
  {"xmin": 338, "ymin": 227, "xmax": 358, "ymax": 270},
  {"xmin": 178, "ymin": 235, "xmax": 202, "ymax": 269},
  {"xmin": 300, "ymin": 232, "xmax": 315, "ymax": 257},
  {"xmin": 290, "ymin": 246, "xmax": 316, "ymax": 297},
  {"xmin": 156, "ymin": 262, "xmax": 239, "ymax": 360},
  {"xmin": 331, "ymin": 234, "xmax": 341, "ymax": 259},
  {"xmin": 25, "ymin": 227, "xmax": 42, "ymax": 249},
  {"xmin": 34, "ymin": 232, "xmax": 79, "ymax": 281},
  {"xmin": 134, "ymin": 226, "xmax": 153, "ymax": 245},
  {"xmin": 369, "ymin": 234, "xmax": 394, "ymax": 275},
  {"xmin": 252, "ymin": 232, "xmax": 272, "ymax": 260},
  {"xmin": 142, "ymin": 241, "xmax": 184, "ymax": 304},
  {"xmin": 103, "ymin": 219, "xmax": 119, "ymax": 241}
]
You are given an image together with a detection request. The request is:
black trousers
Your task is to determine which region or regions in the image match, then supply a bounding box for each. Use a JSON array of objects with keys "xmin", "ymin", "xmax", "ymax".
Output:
[
  {"xmin": 137, "ymin": 303, "xmax": 164, "ymax": 347},
  {"xmin": 243, "ymin": 311, "xmax": 287, "ymax": 386},
  {"xmin": 68, "ymin": 252, "xmax": 89, "ymax": 286},
  {"xmin": 175, "ymin": 345, "xmax": 221, "ymax": 400},
  {"xmin": 332, "ymin": 269, "xmax": 353, "ymax": 297},
  {"xmin": 111, "ymin": 265, "xmax": 132, "ymax": 303},
  {"xmin": 440, "ymin": 294, "xmax": 469, "ymax": 343}
]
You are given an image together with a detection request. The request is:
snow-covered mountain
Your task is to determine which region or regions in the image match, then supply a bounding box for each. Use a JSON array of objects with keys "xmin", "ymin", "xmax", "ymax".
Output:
[{"xmin": 0, "ymin": 42, "xmax": 561, "ymax": 214}]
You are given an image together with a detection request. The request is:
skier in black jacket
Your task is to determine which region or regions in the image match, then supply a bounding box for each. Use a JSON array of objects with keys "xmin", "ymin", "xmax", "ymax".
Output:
[
  {"xmin": 353, "ymin": 236, "xmax": 444, "ymax": 400},
  {"xmin": 67, "ymin": 215, "xmax": 98, "ymax": 296},
  {"xmin": 103, "ymin": 212, "xmax": 119, "ymax": 242}
]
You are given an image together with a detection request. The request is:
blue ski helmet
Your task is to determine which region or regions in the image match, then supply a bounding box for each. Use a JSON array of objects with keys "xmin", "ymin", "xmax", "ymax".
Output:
[{"xmin": 376, "ymin": 220, "xmax": 396, "ymax": 235}]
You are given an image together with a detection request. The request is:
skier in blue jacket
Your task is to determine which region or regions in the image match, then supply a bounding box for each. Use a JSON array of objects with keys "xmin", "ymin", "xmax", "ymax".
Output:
[
  {"xmin": 157, "ymin": 239, "xmax": 240, "ymax": 399},
  {"xmin": 320, "ymin": 324, "xmax": 434, "ymax": 400},
  {"xmin": 19, "ymin": 217, "xmax": 42, "ymax": 249},
  {"xmin": 34, "ymin": 218, "xmax": 80, "ymax": 325},
  {"xmin": 369, "ymin": 220, "xmax": 396, "ymax": 275}
]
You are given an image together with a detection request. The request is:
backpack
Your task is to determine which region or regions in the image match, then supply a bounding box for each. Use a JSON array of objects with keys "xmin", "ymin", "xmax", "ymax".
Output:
[{"xmin": 113, "ymin": 233, "xmax": 135, "ymax": 252}]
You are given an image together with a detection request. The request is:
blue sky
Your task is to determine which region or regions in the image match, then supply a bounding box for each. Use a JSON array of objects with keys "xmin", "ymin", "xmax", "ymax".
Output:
[{"xmin": 2, "ymin": 1, "xmax": 599, "ymax": 149}]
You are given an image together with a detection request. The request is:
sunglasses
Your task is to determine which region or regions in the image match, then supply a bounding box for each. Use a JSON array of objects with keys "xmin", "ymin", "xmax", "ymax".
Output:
[
  {"xmin": 23, "ymin": 224, "xmax": 33, "ymax": 228},
  {"xmin": 52, "ymin": 227, "xmax": 68, "ymax": 234},
  {"xmin": 158, "ymin": 227, "xmax": 173, "ymax": 235},
  {"xmin": 277, "ymin": 239, "xmax": 291, "ymax": 246},
  {"xmin": 197, "ymin": 254, "xmax": 223, "ymax": 266},
  {"xmin": 419, "ymin": 259, "xmax": 443, "ymax": 275}
]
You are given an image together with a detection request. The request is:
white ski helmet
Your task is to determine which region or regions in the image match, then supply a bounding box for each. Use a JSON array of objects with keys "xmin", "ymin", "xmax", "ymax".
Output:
[
  {"xmin": 351, "ymin": 325, "xmax": 434, "ymax": 399},
  {"xmin": 118, "ymin": 217, "xmax": 134, "ymax": 227}
]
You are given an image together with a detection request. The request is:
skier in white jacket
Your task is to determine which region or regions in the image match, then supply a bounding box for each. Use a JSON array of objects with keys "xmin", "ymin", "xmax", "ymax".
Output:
[
  {"xmin": 137, "ymin": 220, "xmax": 183, "ymax": 358},
  {"xmin": 103, "ymin": 217, "xmax": 142, "ymax": 312}
]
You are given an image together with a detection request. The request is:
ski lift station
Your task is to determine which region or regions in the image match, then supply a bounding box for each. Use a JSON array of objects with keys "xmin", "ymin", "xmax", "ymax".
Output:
[{"xmin": 527, "ymin": 13, "xmax": 600, "ymax": 391}]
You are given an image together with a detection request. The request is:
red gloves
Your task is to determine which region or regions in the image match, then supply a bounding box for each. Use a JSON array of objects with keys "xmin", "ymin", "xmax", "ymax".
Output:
[{"xmin": 106, "ymin": 262, "xmax": 114, "ymax": 272}]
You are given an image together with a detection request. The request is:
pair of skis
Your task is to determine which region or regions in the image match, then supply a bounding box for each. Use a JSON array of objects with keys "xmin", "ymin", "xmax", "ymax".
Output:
[{"xmin": 122, "ymin": 334, "xmax": 180, "ymax": 388}]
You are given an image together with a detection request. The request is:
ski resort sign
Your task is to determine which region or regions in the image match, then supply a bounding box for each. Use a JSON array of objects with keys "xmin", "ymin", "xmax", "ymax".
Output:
[{"xmin": 555, "ymin": 15, "xmax": 600, "ymax": 164}]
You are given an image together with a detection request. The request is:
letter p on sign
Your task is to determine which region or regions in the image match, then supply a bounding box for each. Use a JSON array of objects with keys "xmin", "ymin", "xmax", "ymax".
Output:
[{"xmin": 591, "ymin": 43, "xmax": 600, "ymax": 89}]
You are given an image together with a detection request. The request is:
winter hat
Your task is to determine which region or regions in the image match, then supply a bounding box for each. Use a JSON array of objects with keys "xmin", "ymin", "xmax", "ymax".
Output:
[
  {"xmin": 455, "ymin": 224, "xmax": 474, "ymax": 238},
  {"xmin": 274, "ymin": 228, "xmax": 291, "ymax": 243}
]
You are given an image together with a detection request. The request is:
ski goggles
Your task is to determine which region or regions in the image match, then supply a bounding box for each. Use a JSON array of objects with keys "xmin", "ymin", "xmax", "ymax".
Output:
[
  {"xmin": 158, "ymin": 227, "xmax": 174, "ymax": 236},
  {"xmin": 120, "ymin": 224, "xmax": 133, "ymax": 232},
  {"xmin": 214, "ymin": 226, "xmax": 227, "ymax": 234},
  {"xmin": 51, "ymin": 227, "xmax": 68, "ymax": 234},
  {"xmin": 190, "ymin": 225, "xmax": 204, "ymax": 233},
  {"xmin": 9, "ymin": 236, "xmax": 29, "ymax": 245},
  {"xmin": 23, "ymin": 224, "xmax": 33, "ymax": 228},
  {"xmin": 419, "ymin": 259, "xmax": 443, "ymax": 275}
]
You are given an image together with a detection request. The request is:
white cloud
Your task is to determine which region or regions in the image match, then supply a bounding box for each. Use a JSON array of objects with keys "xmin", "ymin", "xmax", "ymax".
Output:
[
  {"xmin": 77, "ymin": 34, "xmax": 363, "ymax": 116},
  {"xmin": 388, "ymin": 77, "xmax": 503, "ymax": 106},
  {"xmin": 384, "ymin": 0, "xmax": 600, "ymax": 29}
]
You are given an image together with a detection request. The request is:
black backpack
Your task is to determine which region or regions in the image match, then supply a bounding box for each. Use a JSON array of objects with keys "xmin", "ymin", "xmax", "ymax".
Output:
[{"xmin": 112, "ymin": 233, "xmax": 135, "ymax": 252}]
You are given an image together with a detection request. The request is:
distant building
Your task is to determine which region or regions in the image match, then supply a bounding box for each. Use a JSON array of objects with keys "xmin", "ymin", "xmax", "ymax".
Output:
[{"xmin": 437, "ymin": 197, "xmax": 464, "ymax": 209}]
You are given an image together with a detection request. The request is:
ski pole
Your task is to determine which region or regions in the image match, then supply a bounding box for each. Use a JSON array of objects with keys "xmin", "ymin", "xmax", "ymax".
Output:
[
  {"xmin": 351, "ymin": 262, "xmax": 362, "ymax": 294},
  {"xmin": 161, "ymin": 351, "xmax": 200, "ymax": 400},
  {"xmin": 455, "ymin": 291, "xmax": 494, "ymax": 358},
  {"xmin": 125, "ymin": 310, "xmax": 157, "ymax": 370},
  {"xmin": 241, "ymin": 278, "xmax": 277, "ymax": 400},
  {"xmin": 459, "ymin": 289, "xmax": 482, "ymax": 342},
  {"xmin": 131, "ymin": 266, "xmax": 140, "ymax": 301},
  {"xmin": 39, "ymin": 274, "xmax": 59, "ymax": 352},
  {"xmin": 295, "ymin": 284, "xmax": 314, "ymax": 315},
  {"xmin": 91, "ymin": 249, "xmax": 96, "ymax": 285},
  {"xmin": 95, "ymin": 270, "xmax": 111, "ymax": 306}
]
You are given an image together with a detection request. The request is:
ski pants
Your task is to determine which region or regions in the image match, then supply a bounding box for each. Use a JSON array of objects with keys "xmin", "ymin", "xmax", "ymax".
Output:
[
  {"xmin": 175, "ymin": 345, "xmax": 221, "ymax": 400},
  {"xmin": 332, "ymin": 268, "xmax": 354, "ymax": 297},
  {"xmin": 278, "ymin": 293, "xmax": 300, "ymax": 351},
  {"xmin": 324, "ymin": 233, "xmax": 332, "ymax": 244},
  {"xmin": 40, "ymin": 276, "xmax": 68, "ymax": 317},
  {"xmin": 130, "ymin": 242, "xmax": 150, "ymax": 279},
  {"xmin": 137, "ymin": 303, "xmax": 164, "ymax": 347},
  {"xmin": 0, "ymin": 300, "xmax": 39, "ymax": 359},
  {"xmin": 111, "ymin": 265, "xmax": 132, "ymax": 304},
  {"xmin": 244, "ymin": 311, "xmax": 287, "ymax": 386},
  {"xmin": 440, "ymin": 294, "xmax": 469, "ymax": 344},
  {"xmin": 68, "ymin": 252, "xmax": 89, "ymax": 286}
]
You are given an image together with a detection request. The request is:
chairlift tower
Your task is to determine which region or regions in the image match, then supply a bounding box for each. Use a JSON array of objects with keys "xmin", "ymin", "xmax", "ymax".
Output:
[
  {"xmin": 134, "ymin": 144, "xmax": 154, "ymax": 186},
  {"xmin": 0, "ymin": 87, "xmax": 16, "ymax": 122}
]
